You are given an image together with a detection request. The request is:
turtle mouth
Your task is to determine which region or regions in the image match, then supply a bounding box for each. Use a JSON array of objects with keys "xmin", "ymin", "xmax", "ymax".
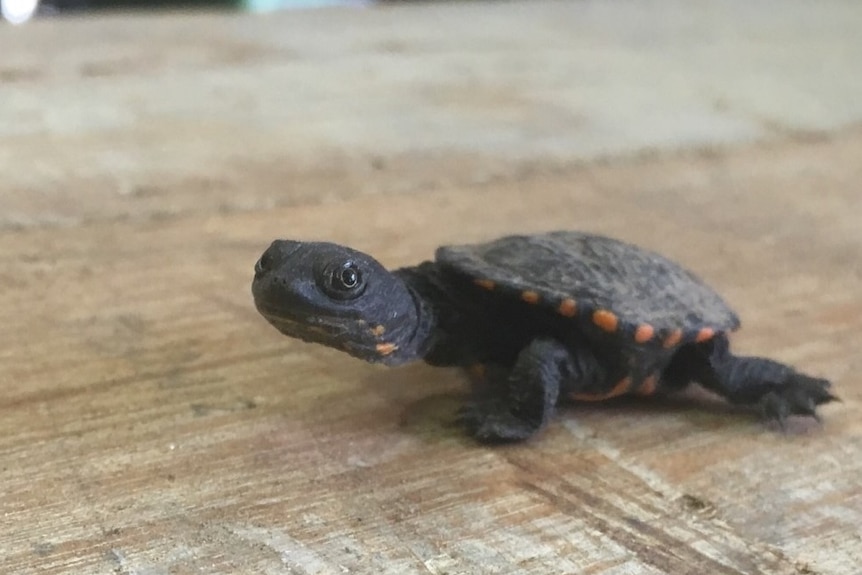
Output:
[
  {"xmin": 256, "ymin": 307, "xmax": 351, "ymax": 339},
  {"xmin": 256, "ymin": 307, "xmax": 394, "ymax": 362}
]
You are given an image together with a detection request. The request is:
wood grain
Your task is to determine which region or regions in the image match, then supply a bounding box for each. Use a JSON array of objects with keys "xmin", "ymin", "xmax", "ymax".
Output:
[{"xmin": 1, "ymin": 3, "xmax": 861, "ymax": 575}]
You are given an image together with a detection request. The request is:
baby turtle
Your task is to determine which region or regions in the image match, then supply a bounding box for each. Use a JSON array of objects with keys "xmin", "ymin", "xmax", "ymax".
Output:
[{"xmin": 252, "ymin": 231, "xmax": 836, "ymax": 442}]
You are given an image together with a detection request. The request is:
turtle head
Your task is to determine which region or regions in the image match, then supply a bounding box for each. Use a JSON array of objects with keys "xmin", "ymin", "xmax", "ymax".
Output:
[{"xmin": 251, "ymin": 239, "xmax": 426, "ymax": 365}]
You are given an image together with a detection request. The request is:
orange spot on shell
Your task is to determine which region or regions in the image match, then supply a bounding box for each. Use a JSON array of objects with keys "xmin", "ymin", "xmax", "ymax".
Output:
[
  {"xmin": 376, "ymin": 343, "xmax": 398, "ymax": 356},
  {"xmin": 571, "ymin": 376, "xmax": 631, "ymax": 402},
  {"xmin": 635, "ymin": 375, "xmax": 658, "ymax": 396},
  {"xmin": 521, "ymin": 290, "xmax": 540, "ymax": 304},
  {"xmin": 592, "ymin": 309, "xmax": 619, "ymax": 333},
  {"xmin": 663, "ymin": 329, "xmax": 683, "ymax": 348},
  {"xmin": 473, "ymin": 279, "xmax": 495, "ymax": 290},
  {"xmin": 634, "ymin": 324, "xmax": 655, "ymax": 344},
  {"xmin": 695, "ymin": 327, "xmax": 716, "ymax": 343},
  {"xmin": 370, "ymin": 325, "xmax": 386, "ymax": 337},
  {"xmin": 558, "ymin": 298, "xmax": 577, "ymax": 317}
]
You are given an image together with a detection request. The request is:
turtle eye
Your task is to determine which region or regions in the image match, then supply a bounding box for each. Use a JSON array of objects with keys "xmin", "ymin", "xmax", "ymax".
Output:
[
  {"xmin": 322, "ymin": 261, "xmax": 365, "ymax": 300},
  {"xmin": 337, "ymin": 265, "xmax": 360, "ymax": 289}
]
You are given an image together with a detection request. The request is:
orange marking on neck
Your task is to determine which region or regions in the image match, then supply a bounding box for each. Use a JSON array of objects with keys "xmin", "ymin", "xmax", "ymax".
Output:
[
  {"xmin": 592, "ymin": 309, "xmax": 619, "ymax": 333},
  {"xmin": 376, "ymin": 343, "xmax": 398, "ymax": 356},
  {"xmin": 467, "ymin": 363, "xmax": 486, "ymax": 382},
  {"xmin": 558, "ymin": 298, "xmax": 577, "ymax": 317},
  {"xmin": 635, "ymin": 375, "xmax": 658, "ymax": 396},
  {"xmin": 521, "ymin": 290, "xmax": 540, "ymax": 304},
  {"xmin": 695, "ymin": 327, "xmax": 716, "ymax": 343},
  {"xmin": 663, "ymin": 329, "xmax": 683, "ymax": 348},
  {"xmin": 571, "ymin": 376, "xmax": 631, "ymax": 402},
  {"xmin": 473, "ymin": 279, "xmax": 495, "ymax": 290},
  {"xmin": 634, "ymin": 324, "xmax": 655, "ymax": 344}
]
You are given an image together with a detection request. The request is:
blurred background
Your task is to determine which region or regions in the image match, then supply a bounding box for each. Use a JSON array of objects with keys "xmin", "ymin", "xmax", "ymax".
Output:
[{"xmin": 3, "ymin": 0, "xmax": 371, "ymax": 24}]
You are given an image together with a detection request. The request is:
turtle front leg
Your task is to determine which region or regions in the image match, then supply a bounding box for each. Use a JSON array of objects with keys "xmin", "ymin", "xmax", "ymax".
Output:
[
  {"xmin": 670, "ymin": 335, "xmax": 838, "ymax": 427},
  {"xmin": 458, "ymin": 338, "xmax": 598, "ymax": 443}
]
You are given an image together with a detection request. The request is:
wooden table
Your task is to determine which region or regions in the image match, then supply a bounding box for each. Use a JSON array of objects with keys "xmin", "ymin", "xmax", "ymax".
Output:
[{"xmin": 2, "ymin": 3, "xmax": 860, "ymax": 574}]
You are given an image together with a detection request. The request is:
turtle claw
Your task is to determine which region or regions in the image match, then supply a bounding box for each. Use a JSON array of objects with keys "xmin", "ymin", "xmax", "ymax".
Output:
[
  {"xmin": 759, "ymin": 373, "xmax": 837, "ymax": 428},
  {"xmin": 456, "ymin": 400, "xmax": 537, "ymax": 443}
]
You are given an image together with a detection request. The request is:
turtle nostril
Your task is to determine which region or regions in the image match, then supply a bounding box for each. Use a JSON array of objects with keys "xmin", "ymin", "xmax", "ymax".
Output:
[
  {"xmin": 255, "ymin": 240, "xmax": 302, "ymax": 277},
  {"xmin": 255, "ymin": 250, "xmax": 274, "ymax": 276}
]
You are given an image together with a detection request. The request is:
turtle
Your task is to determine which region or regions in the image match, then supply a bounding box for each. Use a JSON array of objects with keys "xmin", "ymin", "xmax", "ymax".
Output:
[{"xmin": 251, "ymin": 230, "xmax": 837, "ymax": 443}]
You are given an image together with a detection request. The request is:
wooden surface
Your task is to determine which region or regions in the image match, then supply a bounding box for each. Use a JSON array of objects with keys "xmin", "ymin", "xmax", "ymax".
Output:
[{"xmin": 2, "ymin": 3, "xmax": 861, "ymax": 574}]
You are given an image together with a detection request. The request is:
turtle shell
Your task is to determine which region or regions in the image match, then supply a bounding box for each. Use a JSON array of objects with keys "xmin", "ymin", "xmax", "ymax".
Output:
[{"xmin": 435, "ymin": 231, "xmax": 740, "ymax": 348}]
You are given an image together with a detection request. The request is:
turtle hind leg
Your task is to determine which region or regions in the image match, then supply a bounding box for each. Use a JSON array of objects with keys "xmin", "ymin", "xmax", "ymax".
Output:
[
  {"xmin": 675, "ymin": 335, "xmax": 838, "ymax": 427},
  {"xmin": 457, "ymin": 338, "xmax": 600, "ymax": 443}
]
